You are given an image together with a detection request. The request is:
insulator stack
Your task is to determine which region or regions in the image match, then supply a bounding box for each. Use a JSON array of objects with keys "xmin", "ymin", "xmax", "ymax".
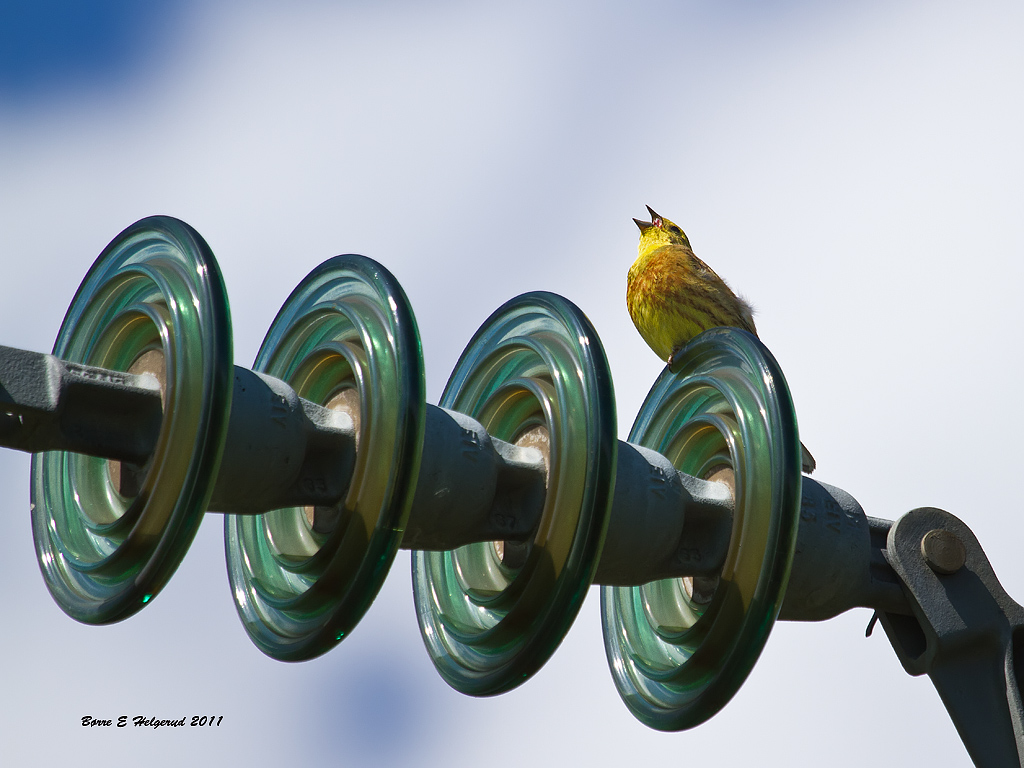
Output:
[{"xmin": 3, "ymin": 216, "xmax": 1022, "ymax": 764}]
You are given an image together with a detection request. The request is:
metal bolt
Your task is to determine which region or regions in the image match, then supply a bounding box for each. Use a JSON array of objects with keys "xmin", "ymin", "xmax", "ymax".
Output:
[{"xmin": 921, "ymin": 529, "xmax": 966, "ymax": 575}]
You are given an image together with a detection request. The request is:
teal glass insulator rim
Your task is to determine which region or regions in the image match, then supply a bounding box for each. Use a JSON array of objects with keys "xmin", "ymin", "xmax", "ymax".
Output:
[
  {"xmin": 412, "ymin": 291, "xmax": 616, "ymax": 695},
  {"xmin": 601, "ymin": 327, "xmax": 801, "ymax": 730},
  {"xmin": 31, "ymin": 216, "xmax": 233, "ymax": 624},
  {"xmin": 224, "ymin": 254, "xmax": 424, "ymax": 661}
]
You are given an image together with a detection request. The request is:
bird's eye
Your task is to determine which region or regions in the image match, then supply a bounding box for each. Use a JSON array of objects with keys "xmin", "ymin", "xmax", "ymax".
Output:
[{"xmin": 669, "ymin": 225, "xmax": 682, "ymax": 235}]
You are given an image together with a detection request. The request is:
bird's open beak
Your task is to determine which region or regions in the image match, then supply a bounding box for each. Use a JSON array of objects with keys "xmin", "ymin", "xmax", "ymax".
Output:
[{"xmin": 634, "ymin": 205, "xmax": 661, "ymax": 232}]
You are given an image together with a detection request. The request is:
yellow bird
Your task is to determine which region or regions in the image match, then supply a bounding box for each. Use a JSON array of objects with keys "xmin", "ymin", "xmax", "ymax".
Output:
[{"xmin": 627, "ymin": 205, "xmax": 815, "ymax": 474}]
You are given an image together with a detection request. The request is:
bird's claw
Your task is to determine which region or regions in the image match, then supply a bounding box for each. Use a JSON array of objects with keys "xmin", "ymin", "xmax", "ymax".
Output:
[{"xmin": 666, "ymin": 346, "xmax": 682, "ymax": 369}]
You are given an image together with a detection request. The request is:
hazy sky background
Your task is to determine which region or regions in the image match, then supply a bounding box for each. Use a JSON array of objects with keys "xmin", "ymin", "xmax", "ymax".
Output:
[{"xmin": 1, "ymin": 1, "xmax": 1022, "ymax": 765}]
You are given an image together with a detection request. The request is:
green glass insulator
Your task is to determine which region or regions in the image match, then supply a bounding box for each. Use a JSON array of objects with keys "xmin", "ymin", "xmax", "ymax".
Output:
[
  {"xmin": 31, "ymin": 216, "xmax": 233, "ymax": 624},
  {"xmin": 601, "ymin": 328, "xmax": 801, "ymax": 730},
  {"xmin": 224, "ymin": 255, "xmax": 424, "ymax": 661},
  {"xmin": 412, "ymin": 292, "xmax": 616, "ymax": 695}
]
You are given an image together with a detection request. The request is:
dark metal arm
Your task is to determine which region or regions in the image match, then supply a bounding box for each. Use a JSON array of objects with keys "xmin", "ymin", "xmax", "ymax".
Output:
[
  {"xmin": 778, "ymin": 484, "xmax": 1024, "ymax": 766},
  {"xmin": 878, "ymin": 508, "xmax": 1024, "ymax": 768}
]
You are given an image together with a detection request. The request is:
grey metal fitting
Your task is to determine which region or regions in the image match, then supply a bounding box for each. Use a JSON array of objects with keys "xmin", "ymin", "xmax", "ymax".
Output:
[
  {"xmin": 206, "ymin": 368, "xmax": 356, "ymax": 514},
  {"xmin": 399, "ymin": 406, "xmax": 546, "ymax": 550},
  {"xmin": 594, "ymin": 442, "xmax": 732, "ymax": 585},
  {"xmin": 0, "ymin": 344, "xmax": 358, "ymax": 515},
  {"xmin": 779, "ymin": 478, "xmax": 908, "ymax": 621},
  {"xmin": 0, "ymin": 345, "xmax": 162, "ymax": 464}
]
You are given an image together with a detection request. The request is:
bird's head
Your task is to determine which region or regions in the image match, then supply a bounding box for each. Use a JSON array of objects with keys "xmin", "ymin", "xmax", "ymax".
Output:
[{"xmin": 634, "ymin": 205, "xmax": 690, "ymax": 257}]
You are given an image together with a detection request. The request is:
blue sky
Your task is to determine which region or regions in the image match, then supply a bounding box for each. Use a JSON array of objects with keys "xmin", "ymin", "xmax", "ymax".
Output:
[
  {"xmin": 0, "ymin": 1, "xmax": 186, "ymax": 100},
  {"xmin": 1, "ymin": 2, "xmax": 1023, "ymax": 765}
]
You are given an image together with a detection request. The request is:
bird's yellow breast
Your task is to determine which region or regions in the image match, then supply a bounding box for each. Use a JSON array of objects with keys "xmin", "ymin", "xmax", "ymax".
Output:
[{"xmin": 626, "ymin": 243, "xmax": 756, "ymax": 362}]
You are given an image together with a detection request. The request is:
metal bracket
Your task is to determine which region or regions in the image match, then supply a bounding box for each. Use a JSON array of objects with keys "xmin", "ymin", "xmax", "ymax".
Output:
[{"xmin": 878, "ymin": 507, "xmax": 1024, "ymax": 767}]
